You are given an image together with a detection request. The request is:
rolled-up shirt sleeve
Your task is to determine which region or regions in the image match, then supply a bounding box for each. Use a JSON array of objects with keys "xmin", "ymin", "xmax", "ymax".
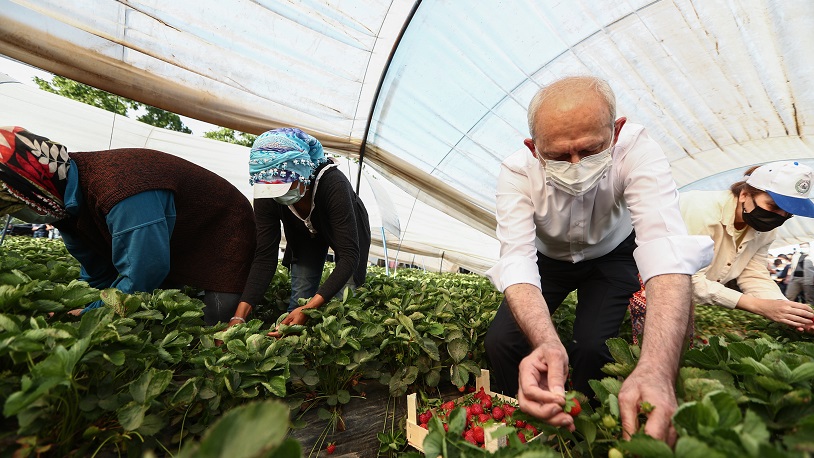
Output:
[
  {"xmin": 486, "ymin": 162, "xmax": 541, "ymax": 292},
  {"xmin": 620, "ymin": 130, "xmax": 713, "ymax": 284},
  {"xmin": 691, "ymin": 268, "xmax": 743, "ymax": 309}
]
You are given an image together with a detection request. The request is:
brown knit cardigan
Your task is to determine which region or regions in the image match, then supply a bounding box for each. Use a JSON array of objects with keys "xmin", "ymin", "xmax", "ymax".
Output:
[{"xmin": 56, "ymin": 148, "xmax": 256, "ymax": 293}]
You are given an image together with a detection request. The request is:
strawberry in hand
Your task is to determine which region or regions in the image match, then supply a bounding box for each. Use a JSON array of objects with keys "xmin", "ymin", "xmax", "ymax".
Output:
[{"xmin": 563, "ymin": 392, "xmax": 581, "ymax": 417}]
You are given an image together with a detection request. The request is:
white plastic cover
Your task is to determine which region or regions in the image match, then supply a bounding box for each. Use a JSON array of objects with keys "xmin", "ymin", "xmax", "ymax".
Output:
[
  {"xmin": 1, "ymin": 0, "xmax": 814, "ymax": 262},
  {"xmin": 0, "ymin": 76, "xmax": 500, "ymax": 272}
]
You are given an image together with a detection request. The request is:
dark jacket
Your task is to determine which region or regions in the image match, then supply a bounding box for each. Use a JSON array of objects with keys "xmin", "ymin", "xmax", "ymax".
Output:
[{"xmin": 240, "ymin": 161, "xmax": 371, "ymax": 307}]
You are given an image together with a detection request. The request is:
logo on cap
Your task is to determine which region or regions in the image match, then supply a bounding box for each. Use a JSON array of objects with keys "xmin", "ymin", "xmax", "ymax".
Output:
[{"xmin": 795, "ymin": 179, "xmax": 810, "ymax": 195}]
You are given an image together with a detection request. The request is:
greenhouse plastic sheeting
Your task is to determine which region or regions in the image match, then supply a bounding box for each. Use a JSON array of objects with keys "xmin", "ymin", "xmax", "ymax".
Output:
[
  {"xmin": 0, "ymin": 76, "xmax": 500, "ymax": 273},
  {"xmin": 2, "ymin": 0, "xmax": 814, "ymax": 253}
]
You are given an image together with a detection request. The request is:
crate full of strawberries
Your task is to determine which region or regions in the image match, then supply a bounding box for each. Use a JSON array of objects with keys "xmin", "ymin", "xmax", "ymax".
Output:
[{"xmin": 406, "ymin": 369, "xmax": 544, "ymax": 453}]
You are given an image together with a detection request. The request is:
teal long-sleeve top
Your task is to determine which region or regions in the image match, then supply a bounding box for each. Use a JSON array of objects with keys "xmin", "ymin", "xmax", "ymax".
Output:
[{"xmin": 60, "ymin": 160, "xmax": 177, "ymax": 312}]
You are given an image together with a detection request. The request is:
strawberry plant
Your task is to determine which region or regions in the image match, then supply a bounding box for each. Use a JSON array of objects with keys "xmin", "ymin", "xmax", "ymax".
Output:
[{"xmin": 3, "ymin": 237, "xmax": 814, "ymax": 456}]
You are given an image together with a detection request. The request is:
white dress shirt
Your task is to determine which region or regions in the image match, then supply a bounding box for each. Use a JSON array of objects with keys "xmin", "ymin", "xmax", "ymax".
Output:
[
  {"xmin": 681, "ymin": 190, "xmax": 786, "ymax": 308},
  {"xmin": 486, "ymin": 123, "xmax": 713, "ymax": 292}
]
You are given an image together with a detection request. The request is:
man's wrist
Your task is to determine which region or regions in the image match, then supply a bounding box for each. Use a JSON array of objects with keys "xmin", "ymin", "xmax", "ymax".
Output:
[
  {"xmin": 632, "ymin": 356, "xmax": 680, "ymax": 383},
  {"xmin": 536, "ymin": 329, "xmax": 563, "ymax": 348}
]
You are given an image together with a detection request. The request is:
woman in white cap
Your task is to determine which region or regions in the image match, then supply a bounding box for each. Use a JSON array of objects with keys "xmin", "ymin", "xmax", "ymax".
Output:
[
  {"xmin": 231, "ymin": 128, "xmax": 371, "ymax": 337},
  {"xmin": 630, "ymin": 161, "xmax": 814, "ymax": 342}
]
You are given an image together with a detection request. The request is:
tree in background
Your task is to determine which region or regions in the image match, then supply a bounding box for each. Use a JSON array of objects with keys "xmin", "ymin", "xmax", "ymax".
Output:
[
  {"xmin": 203, "ymin": 127, "xmax": 256, "ymax": 147},
  {"xmin": 137, "ymin": 106, "xmax": 192, "ymax": 134},
  {"xmin": 33, "ymin": 76, "xmax": 192, "ymax": 134}
]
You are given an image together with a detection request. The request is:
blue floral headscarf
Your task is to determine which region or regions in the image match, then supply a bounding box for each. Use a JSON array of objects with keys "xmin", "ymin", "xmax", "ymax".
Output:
[{"xmin": 249, "ymin": 127, "xmax": 327, "ymax": 186}]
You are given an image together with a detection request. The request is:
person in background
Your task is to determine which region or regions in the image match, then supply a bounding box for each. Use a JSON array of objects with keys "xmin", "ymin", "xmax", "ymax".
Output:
[
  {"xmin": 785, "ymin": 242, "xmax": 810, "ymax": 303},
  {"xmin": 31, "ymin": 223, "xmax": 47, "ymax": 238},
  {"xmin": 803, "ymin": 249, "xmax": 814, "ymax": 305},
  {"xmin": 230, "ymin": 128, "xmax": 371, "ymax": 337},
  {"xmin": 768, "ymin": 257, "xmax": 781, "ymax": 278},
  {"xmin": 773, "ymin": 257, "xmax": 788, "ymax": 294},
  {"xmin": 46, "ymin": 223, "xmax": 60, "ymax": 239},
  {"xmin": 484, "ymin": 76, "xmax": 713, "ymax": 444},
  {"xmin": 0, "ymin": 126, "xmax": 256, "ymax": 326},
  {"xmin": 630, "ymin": 162, "xmax": 814, "ymax": 341},
  {"xmin": 776, "ymin": 254, "xmax": 792, "ymax": 294}
]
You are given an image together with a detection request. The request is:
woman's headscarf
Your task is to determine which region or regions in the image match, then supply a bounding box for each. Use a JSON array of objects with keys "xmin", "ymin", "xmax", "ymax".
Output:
[
  {"xmin": 0, "ymin": 126, "xmax": 70, "ymax": 220},
  {"xmin": 248, "ymin": 127, "xmax": 327, "ymax": 186}
]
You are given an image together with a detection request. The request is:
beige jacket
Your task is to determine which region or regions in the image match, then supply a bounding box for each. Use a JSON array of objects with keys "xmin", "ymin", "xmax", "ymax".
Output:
[{"xmin": 680, "ymin": 190, "xmax": 786, "ymax": 308}]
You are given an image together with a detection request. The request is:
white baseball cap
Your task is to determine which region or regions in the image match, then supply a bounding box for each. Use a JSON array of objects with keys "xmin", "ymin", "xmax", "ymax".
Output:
[
  {"xmin": 253, "ymin": 174, "xmax": 301, "ymax": 199},
  {"xmin": 746, "ymin": 161, "xmax": 814, "ymax": 217}
]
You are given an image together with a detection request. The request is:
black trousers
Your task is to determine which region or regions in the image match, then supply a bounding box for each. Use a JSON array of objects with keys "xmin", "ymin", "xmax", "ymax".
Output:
[{"xmin": 485, "ymin": 231, "xmax": 639, "ymax": 397}]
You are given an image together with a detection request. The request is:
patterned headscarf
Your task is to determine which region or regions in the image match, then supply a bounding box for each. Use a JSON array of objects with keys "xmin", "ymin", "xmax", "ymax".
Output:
[
  {"xmin": 0, "ymin": 127, "xmax": 70, "ymax": 220},
  {"xmin": 248, "ymin": 127, "xmax": 327, "ymax": 186}
]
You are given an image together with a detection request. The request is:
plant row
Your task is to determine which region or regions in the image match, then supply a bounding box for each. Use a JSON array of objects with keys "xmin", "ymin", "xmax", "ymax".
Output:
[{"xmin": 0, "ymin": 237, "xmax": 500, "ymax": 456}]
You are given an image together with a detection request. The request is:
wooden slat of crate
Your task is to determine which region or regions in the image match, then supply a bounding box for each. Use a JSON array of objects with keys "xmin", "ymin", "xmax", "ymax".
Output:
[{"xmin": 406, "ymin": 369, "xmax": 513, "ymax": 453}]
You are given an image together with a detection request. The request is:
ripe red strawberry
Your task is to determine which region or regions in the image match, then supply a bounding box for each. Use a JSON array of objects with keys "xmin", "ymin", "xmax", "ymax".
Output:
[
  {"xmin": 443, "ymin": 423, "xmax": 449, "ymax": 432},
  {"xmin": 564, "ymin": 398, "xmax": 581, "ymax": 417},
  {"xmin": 470, "ymin": 403, "xmax": 484, "ymax": 415},
  {"xmin": 517, "ymin": 431, "xmax": 527, "ymax": 443},
  {"xmin": 491, "ymin": 406, "xmax": 505, "ymax": 421},
  {"xmin": 480, "ymin": 396, "xmax": 492, "ymax": 410},
  {"xmin": 420, "ymin": 422, "xmax": 428, "ymax": 429},
  {"xmin": 418, "ymin": 410, "xmax": 432, "ymax": 424},
  {"xmin": 478, "ymin": 413, "xmax": 490, "ymax": 423},
  {"xmin": 472, "ymin": 425, "xmax": 485, "ymax": 444},
  {"xmin": 442, "ymin": 401, "xmax": 455, "ymax": 412},
  {"xmin": 525, "ymin": 424, "xmax": 538, "ymax": 436},
  {"xmin": 459, "ymin": 385, "xmax": 466, "ymax": 393},
  {"xmin": 326, "ymin": 442, "xmax": 336, "ymax": 454},
  {"xmin": 468, "ymin": 386, "xmax": 476, "ymax": 393},
  {"xmin": 503, "ymin": 405, "xmax": 516, "ymax": 416},
  {"xmin": 514, "ymin": 419, "xmax": 526, "ymax": 428},
  {"xmin": 464, "ymin": 430, "xmax": 478, "ymax": 445}
]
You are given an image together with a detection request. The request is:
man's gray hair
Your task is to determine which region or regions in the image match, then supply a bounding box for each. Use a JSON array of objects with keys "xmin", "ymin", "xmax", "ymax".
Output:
[{"xmin": 526, "ymin": 76, "xmax": 616, "ymax": 139}]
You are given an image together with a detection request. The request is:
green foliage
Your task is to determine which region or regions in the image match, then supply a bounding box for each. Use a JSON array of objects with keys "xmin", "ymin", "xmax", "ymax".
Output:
[
  {"xmin": 203, "ymin": 127, "xmax": 257, "ymax": 147},
  {"xmin": 136, "ymin": 106, "xmax": 192, "ymax": 133},
  {"xmin": 0, "ymin": 238, "xmax": 503, "ymax": 455},
  {"xmin": 177, "ymin": 400, "xmax": 299, "ymax": 458},
  {"xmin": 34, "ymin": 75, "xmax": 137, "ymax": 115},
  {"xmin": 2, "ymin": 237, "xmax": 813, "ymax": 456},
  {"xmin": 33, "ymin": 75, "xmax": 192, "ymax": 133}
]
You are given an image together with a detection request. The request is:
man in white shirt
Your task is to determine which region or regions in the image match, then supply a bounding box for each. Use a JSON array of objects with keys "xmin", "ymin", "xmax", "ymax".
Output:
[{"xmin": 485, "ymin": 76, "xmax": 713, "ymax": 444}]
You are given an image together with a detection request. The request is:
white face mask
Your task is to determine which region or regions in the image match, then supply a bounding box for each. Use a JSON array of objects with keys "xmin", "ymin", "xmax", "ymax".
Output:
[
  {"xmin": 273, "ymin": 183, "xmax": 305, "ymax": 206},
  {"xmin": 11, "ymin": 206, "xmax": 60, "ymax": 224},
  {"xmin": 540, "ymin": 147, "xmax": 614, "ymax": 196}
]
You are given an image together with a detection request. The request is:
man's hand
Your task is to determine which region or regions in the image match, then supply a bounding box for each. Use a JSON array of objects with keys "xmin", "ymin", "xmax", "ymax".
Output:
[
  {"xmin": 753, "ymin": 299, "xmax": 814, "ymax": 331},
  {"xmin": 267, "ymin": 305, "xmax": 312, "ymax": 338},
  {"xmin": 67, "ymin": 308, "xmax": 83, "ymax": 317},
  {"xmin": 517, "ymin": 341, "xmax": 575, "ymax": 431},
  {"xmin": 618, "ymin": 367, "xmax": 678, "ymax": 445}
]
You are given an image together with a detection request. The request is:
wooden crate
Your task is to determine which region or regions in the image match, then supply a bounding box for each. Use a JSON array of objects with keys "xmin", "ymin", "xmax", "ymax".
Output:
[{"xmin": 406, "ymin": 369, "xmax": 528, "ymax": 453}]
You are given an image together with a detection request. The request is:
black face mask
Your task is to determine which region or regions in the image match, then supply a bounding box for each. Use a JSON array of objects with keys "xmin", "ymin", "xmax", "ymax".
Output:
[{"xmin": 742, "ymin": 197, "xmax": 791, "ymax": 232}]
